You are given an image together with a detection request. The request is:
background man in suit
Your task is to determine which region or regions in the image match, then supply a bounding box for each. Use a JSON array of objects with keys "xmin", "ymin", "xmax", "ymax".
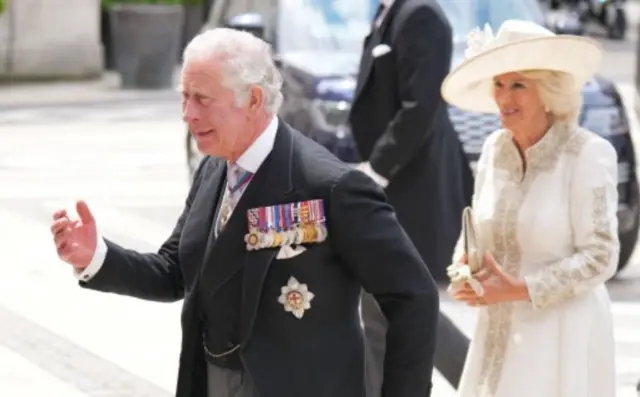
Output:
[
  {"xmin": 50, "ymin": 28, "xmax": 439, "ymax": 397},
  {"xmin": 348, "ymin": 0, "xmax": 475, "ymax": 391}
]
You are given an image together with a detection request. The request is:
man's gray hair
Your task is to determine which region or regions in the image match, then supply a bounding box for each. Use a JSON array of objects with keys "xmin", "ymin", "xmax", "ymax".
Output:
[{"xmin": 183, "ymin": 28, "xmax": 283, "ymax": 114}]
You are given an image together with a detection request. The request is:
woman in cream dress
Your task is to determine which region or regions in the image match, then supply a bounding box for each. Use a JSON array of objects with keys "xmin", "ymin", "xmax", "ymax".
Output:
[{"xmin": 441, "ymin": 20, "xmax": 619, "ymax": 397}]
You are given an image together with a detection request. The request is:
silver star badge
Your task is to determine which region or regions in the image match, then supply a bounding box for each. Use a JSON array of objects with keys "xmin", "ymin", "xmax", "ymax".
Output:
[{"xmin": 277, "ymin": 276, "xmax": 314, "ymax": 319}]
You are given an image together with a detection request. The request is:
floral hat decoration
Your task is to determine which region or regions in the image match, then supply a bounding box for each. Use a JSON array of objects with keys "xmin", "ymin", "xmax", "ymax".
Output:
[{"xmin": 440, "ymin": 19, "xmax": 603, "ymax": 114}]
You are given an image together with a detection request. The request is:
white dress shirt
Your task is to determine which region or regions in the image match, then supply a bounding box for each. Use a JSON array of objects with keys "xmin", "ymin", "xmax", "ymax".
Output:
[
  {"xmin": 374, "ymin": 0, "xmax": 395, "ymax": 27},
  {"xmin": 75, "ymin": 117, "xmax": 280, "ymax": 281}
]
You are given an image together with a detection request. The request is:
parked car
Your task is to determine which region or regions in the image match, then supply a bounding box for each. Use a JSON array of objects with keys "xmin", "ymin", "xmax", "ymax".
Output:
[
  {"xmin": 543, "ymin": 0, "xmax": 628, "ymax": 40},
  {"xmin": 186, "ymin": 0, "xmax": 639, "ymax": 273}
]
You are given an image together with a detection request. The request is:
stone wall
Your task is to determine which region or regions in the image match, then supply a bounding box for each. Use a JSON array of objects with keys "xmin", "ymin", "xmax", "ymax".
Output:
[{"xmin": 0, "ymin": 0, "xmax": 103, "ymax": 80}]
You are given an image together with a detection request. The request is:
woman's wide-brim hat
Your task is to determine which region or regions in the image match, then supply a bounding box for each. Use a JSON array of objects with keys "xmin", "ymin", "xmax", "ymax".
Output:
[{"xmin": 441, "ymin": 19, "xmax": 603, "ymax": 114}]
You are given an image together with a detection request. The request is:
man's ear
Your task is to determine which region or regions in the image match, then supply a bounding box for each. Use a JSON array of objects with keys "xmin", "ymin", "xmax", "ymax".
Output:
[{"xmin": 248, "ymin": 86, "xmax": 265, "ymax": 113}]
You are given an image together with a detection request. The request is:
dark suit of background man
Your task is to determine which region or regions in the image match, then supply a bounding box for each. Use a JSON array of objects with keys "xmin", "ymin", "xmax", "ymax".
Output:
[
  {"xmin": 50, "ymin": 28, "xmax": 439, "ymax": 397},
  {"xmin": 348, "ymin": 0, "xmax": 475, "ymax": 391}
]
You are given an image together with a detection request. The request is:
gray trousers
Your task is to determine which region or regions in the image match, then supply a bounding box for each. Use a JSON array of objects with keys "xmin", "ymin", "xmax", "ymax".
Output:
[
  {"xmin": 361, "ymin": 291, "xmax": 469, "ymax": 396},
  {"xmin": 207, "ymin": 363, "xmax": 259, "ymax": 397}
]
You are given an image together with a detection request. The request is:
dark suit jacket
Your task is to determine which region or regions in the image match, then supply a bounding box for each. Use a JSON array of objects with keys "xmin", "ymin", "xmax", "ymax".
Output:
[
  {"xmin": 348, "ymin": 0, "xmax": 474, "ymax": 281},
  {"xmin": 79, "ymin": 121, "xmax": 439, "ymax": 397}
]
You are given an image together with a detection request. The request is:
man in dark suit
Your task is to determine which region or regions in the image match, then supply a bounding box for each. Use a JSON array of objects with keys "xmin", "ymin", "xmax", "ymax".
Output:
[
  {"xmin": 348, "ymin": 0, "xmax": 474, "ymax": 390},
  {"xmin": 50, "ymin": 28, "xmax": 439, "ymax": 397}
]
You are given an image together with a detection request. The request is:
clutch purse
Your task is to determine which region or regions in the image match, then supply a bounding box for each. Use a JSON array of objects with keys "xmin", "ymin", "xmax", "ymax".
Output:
[{"xmin": 447, "ymin": 207, "xmax": 485, "ymax": 296}]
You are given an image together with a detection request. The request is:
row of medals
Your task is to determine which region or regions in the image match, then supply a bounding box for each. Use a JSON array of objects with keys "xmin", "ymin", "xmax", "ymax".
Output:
[{"xmin": 245, "ymin": 222, "xmax": 328, "ymax": 250}]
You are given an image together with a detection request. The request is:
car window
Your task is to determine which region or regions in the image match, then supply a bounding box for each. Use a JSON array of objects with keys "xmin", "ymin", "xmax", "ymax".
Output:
[{"xmin": 276, "ymin": 0, "xmax": 375, "ymax": 53}]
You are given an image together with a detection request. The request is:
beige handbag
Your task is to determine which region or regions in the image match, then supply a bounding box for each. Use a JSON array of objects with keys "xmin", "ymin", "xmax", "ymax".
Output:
[{"xmin": 447, "ymin": 207, "xmax": 485, "ymax": 296}]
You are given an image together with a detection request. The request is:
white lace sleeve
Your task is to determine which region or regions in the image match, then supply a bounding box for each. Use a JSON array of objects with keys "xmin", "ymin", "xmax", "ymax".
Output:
[{"xmin": 524, "ymin": 137, "xmax": 619, "ymax": 310}]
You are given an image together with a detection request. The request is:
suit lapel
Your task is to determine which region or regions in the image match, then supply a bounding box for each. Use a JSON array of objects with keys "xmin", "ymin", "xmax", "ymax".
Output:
[
  {"xmin": 353, "ymin": 35, "xmax": 377, "ymax": 101},
  {"xmin": 201, "ymin": 162, "xmax": 227, "ymax": 260},
  {"xmin": 184, "ymin": 159, "xmax": 225, "ymax": 286},
  {"xmin": 353, "ymin": 0, "xmax": 403, "ymax": 103}
]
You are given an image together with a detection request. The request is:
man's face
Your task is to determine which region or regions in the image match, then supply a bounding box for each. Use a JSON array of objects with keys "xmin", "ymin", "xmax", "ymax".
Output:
[{"xmin": 181, "ymin": 58, "xmax": 254, "ymax": 160}]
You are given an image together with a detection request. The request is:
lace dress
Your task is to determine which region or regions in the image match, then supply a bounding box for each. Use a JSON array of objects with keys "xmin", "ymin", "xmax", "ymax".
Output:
[{"xmin": 455, "ymin": 122, "xmax": 619, "ymax": 397}]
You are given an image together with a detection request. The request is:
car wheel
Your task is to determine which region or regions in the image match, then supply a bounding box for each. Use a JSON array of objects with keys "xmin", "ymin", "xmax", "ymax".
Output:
[
  {"xmin": 617, "ymin": 180, "xmax": 640, "ymax": 274},
  {"xmin": 186, "ymin": 130, "xmax": 203, "ymax": 179},
  {"xmin": 618, "ymin": 212, "xmax": 639, "ymax": 274},
  {"xmin": 606, "ymin": 7, "xmax": 627, "ymax": 40}
]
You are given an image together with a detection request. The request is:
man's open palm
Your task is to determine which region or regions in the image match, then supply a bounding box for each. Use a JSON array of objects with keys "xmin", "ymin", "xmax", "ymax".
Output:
[{"xmin": 50, "ymin": 200, "xmax": 98, "ymax": 270}]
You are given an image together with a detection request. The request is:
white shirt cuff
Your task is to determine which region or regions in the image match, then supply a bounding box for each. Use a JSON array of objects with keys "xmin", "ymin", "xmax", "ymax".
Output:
[
  {"xmin": 74, "ymin": 236, "xmax": 108, "ymax": 282},
  {"xmin": 358, "ymin": 162, "xmax": 389, "ymax": 188}
]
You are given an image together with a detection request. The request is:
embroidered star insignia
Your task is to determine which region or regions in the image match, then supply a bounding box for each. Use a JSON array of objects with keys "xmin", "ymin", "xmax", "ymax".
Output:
[{"xmin": 277, "ymin": 276, "xmax": 314, "ymax": 319}]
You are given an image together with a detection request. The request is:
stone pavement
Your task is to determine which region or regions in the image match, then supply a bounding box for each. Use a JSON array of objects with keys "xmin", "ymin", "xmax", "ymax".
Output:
[
  {"xmin": 0, "ymin": 117, "xmax": 186, "ymax": 397},
  {"xmin": 0, "ymin": 71, "xmax": 181, "ymax": 110}
]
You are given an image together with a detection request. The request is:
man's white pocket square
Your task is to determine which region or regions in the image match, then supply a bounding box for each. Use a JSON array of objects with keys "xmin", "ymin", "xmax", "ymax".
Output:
[
  {"xmin": 276, "ymin": 245, "xmax": 307, "ymax": 260},
  {"xmin": 371, "ymin": 44, "xmax": 392, "ymax": 58}
]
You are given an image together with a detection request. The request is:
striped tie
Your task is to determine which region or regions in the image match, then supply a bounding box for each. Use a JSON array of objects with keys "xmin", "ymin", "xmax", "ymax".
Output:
[{"xmin": 217, "ymin": 163, "xmax": 253, "ymax": 233}]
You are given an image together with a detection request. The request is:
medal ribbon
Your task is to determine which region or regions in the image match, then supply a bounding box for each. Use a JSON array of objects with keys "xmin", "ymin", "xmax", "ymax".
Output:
[
  {"xmin": 247, "ymin": 209, "xmax": 258, "ymax": 230},
  {"xmin": 300, "ymin": 201, "xmax": 309, "ymax": 224},
  {"xmin": 284, "ymin": 203, "xmax": 291, "ymax": 231},
  {"xmin": 258, "ymin": 207, "xmax": 267, "ymax": 232},
  {"xmin": 277, "ymin": 205, "xmax": 285, "ymax": 232},
  {"xmin": 314, "ymin": 200, "xmax": 326, "ymax": 223},
  {"xmin": 273, "ymin": 205, "xmax": 280, "ymax": 232},
  {"xmin": 312, "ymin": 200, "xmax": 319, "ymax": 223},
  {"xmin": 267, "ymin": 206, "xmax": 275, "ymax": 232},
  {"xmin": 293, "ymin": 202, "xmax": 300, "ymax": 225}
]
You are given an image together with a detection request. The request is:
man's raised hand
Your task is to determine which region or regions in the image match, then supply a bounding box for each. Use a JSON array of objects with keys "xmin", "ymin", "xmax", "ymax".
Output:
[{"xmin": 51, "ymin": 200, "xmax": 98, "ymax": 270}]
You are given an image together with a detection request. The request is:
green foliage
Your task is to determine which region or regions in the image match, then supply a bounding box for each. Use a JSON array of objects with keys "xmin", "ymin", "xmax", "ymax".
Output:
[
  {"xmin": 102, "ymin": 0, "xmax": 204, "ymax": 7},
  {"xmin": 0, "ymin": 0, "xmax": 6, "ymax": 15}
]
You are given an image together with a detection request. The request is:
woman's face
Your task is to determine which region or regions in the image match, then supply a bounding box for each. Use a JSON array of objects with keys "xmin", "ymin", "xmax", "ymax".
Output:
[{"xmin": 492, "ymin": 72, "xmax": 547, "ymax": 133}]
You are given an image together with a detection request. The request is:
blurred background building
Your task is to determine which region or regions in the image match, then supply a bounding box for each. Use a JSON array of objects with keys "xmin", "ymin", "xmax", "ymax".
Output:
[
  {"xmin": 0, "ymin": 0, "xmax": 212, "ymax": 85},
  {"xmin": 0, "ymin": 0, "xmax": 103, "ymax": 80}
]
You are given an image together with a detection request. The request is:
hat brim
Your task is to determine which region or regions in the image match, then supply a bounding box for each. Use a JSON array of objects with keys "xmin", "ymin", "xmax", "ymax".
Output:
[{"xmin": 441, "ymin": 36, "xmax": 602, "ymax": 114}]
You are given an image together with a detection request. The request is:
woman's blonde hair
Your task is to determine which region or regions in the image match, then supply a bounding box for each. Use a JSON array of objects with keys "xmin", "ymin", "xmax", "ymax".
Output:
[{"xmin": 518, "ymin": 70, "xmax": 583, "ymax": 123}]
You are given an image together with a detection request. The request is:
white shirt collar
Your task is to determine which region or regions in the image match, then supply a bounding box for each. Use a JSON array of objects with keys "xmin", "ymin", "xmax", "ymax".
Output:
[
  {"xmin": 234, "ymin": 116, "xmax": 279, "ymax": 173},
  {"xmin": 381, "ymin": 0, "xmax": 394, "ymax": 7}
]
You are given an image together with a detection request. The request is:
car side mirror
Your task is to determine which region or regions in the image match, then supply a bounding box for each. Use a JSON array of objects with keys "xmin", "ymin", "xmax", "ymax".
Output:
[{"xmin": 225, "ymin": 13, "xmax": 266, "ymax": 40}]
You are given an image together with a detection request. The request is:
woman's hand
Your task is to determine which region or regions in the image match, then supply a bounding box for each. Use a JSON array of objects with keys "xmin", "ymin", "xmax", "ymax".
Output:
[
  {"xmin": 452, "ymin": 252, "xmax": 530, "ymax": 306},
  {"xmin": 446, "ymin": 253, "xmax": 468, "ymax": 295}
]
